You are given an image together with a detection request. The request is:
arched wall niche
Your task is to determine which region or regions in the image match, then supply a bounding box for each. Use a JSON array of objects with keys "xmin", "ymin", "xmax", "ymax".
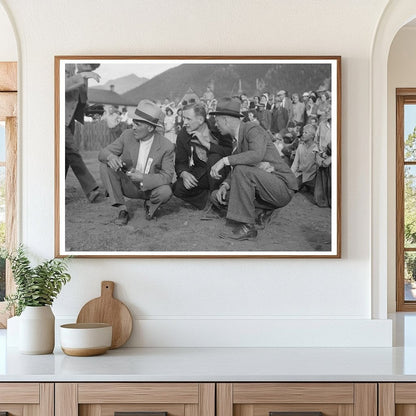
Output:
[{"xmin": 371, "ymin": 0, "xmax": 416, "ymax": 318}]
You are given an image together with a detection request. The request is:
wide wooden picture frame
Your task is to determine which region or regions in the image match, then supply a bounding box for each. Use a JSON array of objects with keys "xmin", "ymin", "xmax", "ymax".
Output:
[{"xmin": 55, "ymin": 56, "xmax": 341, "ymax": 258}]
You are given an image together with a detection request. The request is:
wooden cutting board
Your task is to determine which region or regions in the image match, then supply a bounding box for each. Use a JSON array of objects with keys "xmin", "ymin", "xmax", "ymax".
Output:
[{"xmin": 76, "ymin": 281, "xmax": 133, "ymax": 349}]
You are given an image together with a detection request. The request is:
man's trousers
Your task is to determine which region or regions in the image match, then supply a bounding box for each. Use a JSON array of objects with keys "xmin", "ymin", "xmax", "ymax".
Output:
[{"xmin": 100, "ymin": 163, "xmax": 172, "ymax": 217}]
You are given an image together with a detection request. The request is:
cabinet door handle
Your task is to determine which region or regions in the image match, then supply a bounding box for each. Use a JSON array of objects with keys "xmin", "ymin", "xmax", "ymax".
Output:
[
  {"xmin": 270, "ymin": 413, "xmax": 323, "ymax": 416},
  {"xmin": 115, "ymin": 412, "xmax": 168, "ymax": 416}
]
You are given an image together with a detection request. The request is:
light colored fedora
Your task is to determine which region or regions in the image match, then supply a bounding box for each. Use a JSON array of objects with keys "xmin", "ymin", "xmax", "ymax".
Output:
[{"xmin": 133, "ymin": 99, "xmax": 164, "ymax": 127}]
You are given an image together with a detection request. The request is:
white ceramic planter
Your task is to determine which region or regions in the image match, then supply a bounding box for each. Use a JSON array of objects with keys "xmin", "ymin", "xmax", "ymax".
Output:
[
  {"xmin": 19, "ymin": 305, "xmax": 55, "ymax": 354},
  {"xmin": 6, "ymin": 315, "xmax": 20, "ymax": 347}
]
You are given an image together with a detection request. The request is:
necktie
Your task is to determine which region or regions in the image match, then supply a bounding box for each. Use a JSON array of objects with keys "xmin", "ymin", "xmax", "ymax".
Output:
[
  {"xmin": 232, "ymin": 137, "xmax": 238, "ymax": 154},
  {"xmin": 189, "ymin": 146, "xmax": 194, "ymax": 167}
]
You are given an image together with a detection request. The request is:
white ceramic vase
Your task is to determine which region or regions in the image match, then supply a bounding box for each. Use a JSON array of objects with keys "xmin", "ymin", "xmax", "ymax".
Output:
[
  {"xmin": 6, "ymin": 315, "xmax": 20, "ymax": 347},
  {"xmin": 18, "ymin": 305, "xmax": 55, "ymax": 354}
]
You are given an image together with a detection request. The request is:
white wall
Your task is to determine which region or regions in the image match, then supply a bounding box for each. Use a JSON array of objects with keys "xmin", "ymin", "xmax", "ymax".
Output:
[
  {"xmin": 0, "ymin": 0, "xmax": 394, "ymax": 347},
  {"xmin": 387, "ymin": 26, "xmax": 416, "ymax": 312},
  {"xmin": 0, "ymin": 2, "xmax": 16, "ymax": 61}
]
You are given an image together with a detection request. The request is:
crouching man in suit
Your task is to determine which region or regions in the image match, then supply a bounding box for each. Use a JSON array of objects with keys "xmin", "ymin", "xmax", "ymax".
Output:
[
  {"xmin": 210, "ymin": 97, "xmax": 298, "ymax": 241},
  {"xmin": 99, "ymin": 99, "xmax": 175, "ymax": 225},
  {"xmin": 173, "ymin": 103, "xmax": 232, "ymax": 210}
]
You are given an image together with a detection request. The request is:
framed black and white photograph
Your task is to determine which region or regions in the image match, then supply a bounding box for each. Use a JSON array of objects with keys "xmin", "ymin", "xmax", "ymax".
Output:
[{"xmin": 55, "ymin": 56, "xmax": 341, "ymax": 258}]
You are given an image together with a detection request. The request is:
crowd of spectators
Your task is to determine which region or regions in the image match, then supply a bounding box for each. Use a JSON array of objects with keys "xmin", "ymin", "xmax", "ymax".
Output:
[
  {"xmin": 157, "ymin": 87, "xmax": 332, "ymax": 208},
  {"xmin": 85, "ymin": 85, "xmax": 333, "ymax": 208}
]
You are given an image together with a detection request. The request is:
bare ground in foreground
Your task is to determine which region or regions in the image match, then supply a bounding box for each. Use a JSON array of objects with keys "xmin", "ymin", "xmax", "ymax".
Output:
[{"xmin": 64, "ymin": 151, "xmax": 332, "ymax": 253}]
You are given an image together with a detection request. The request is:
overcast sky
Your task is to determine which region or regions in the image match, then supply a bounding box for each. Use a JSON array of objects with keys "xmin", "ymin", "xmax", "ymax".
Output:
[
  {"xmin": 405, "ymin": 104, "xmax": 416, "ymax": 139},
  {"xmin": 89, "ymin": 62, "xmax": 180, "ymax": 86}
]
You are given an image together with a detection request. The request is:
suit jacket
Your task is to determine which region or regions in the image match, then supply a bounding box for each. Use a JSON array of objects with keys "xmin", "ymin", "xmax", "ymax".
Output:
[
  {"xmin": 226, "ymin": 121, "xmax": 298, "ymax": 191},
  {"xmin": 65, "ymin": 73, "xmax": 88, "ymax": 127},
  {"xmin": 175, "ymin": 123, "xmax": 232, "ymax": 179},
  {"xmin": 271, "ymin": 106, "xmax": 289, "ymax": 133},
  {"xmin": 257, "ymin": 109, "xmax": 272, "ymax": 131},
  {"xmin": 98, "ymin": 129, "xmax": 175, "ymax": 191}
]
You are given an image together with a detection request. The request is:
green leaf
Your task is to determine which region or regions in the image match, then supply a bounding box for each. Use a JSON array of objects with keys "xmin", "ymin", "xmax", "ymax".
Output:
[{"xmin": 5, "ymin": 245, "xmax": 71, "ymax": 316}]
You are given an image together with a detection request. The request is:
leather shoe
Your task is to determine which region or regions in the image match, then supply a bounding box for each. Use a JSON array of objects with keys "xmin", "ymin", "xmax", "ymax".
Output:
[
  {"xmin": 144, "ymin": 201, "xmax": 158, "ymax": 221},
  {"xmin": 115, "ymin": 210, "xmax": 129, "ymax": 226},
  {"xmin": 255, "ymin": 209, "xmax": 274, "ymax": 230},
  {"xmin": 87, "ymin": 189, "xmax": 100, "ymax": 203},
  {"xmin": 219, "ymin": 223, "xmax": 257, "ymax": 241}
]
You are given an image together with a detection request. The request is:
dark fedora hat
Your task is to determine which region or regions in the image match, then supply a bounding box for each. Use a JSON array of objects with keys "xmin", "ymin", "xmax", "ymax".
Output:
[{"xmin": 209, "ymin": 97, "xmax": 243, "ymax": 118}]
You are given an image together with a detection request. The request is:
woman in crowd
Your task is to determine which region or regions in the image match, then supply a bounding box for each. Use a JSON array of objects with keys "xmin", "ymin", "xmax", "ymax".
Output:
[
  {"xmin": 240, "ymin": 98, "xmax": 250, "ymax": 121},
  {"xmin": 250, "ymin": 95, "xmax": 260, "ymax": 109},
  {"xmin": 247, "ymin": 108, "xmax": 260, "ymax": 125},
  {"xmin": 164, "ymin": 107, "xmax": 177, "ymax": 145},
  {"xmin": 316, "ymin": 91, "xmax": 331, "ymax": 120},
  {"xmin": 306, "ymin": 94, "xmax": 318, "ymax": 119},
  {"xmin": 175, "ymin": 107, "xmax": 184, "ymax": 133}
]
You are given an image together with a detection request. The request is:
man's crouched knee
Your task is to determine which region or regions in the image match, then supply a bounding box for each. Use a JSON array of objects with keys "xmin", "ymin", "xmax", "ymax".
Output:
[{"xmin": 149, "ymin": 184, "xmax": 172, "ymax": 204}]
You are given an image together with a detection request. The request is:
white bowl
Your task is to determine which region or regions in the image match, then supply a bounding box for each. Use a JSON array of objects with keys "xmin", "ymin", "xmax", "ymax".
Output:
[{"xmin": 60, "ymin": 323, "xmax": 112, "ymax": 356}]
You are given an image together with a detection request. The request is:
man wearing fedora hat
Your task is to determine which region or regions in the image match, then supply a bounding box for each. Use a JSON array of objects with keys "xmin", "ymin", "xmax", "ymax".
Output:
[
  {"xmin": 209, "ymin": 97, "xmax": 298, "ymax": 241},
  {"xmin": 98, "ymin": 99, "xmax": 175, "ymax": 225}
]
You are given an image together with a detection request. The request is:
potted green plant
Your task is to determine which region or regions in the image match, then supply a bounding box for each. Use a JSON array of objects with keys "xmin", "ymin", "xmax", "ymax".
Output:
[{"xmin": 4, "ymin": 245, "xmax": 71, "ymax": 354}]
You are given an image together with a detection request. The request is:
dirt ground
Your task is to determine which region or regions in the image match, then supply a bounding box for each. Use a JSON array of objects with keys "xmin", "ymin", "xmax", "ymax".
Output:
[{"xmin": 65, "ymin": 151, "xmax": 332, "ymax": 253}]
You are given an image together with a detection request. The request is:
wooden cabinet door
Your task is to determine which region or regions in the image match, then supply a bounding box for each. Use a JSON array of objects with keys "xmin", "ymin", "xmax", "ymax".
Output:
[
  {"xmin": 0, "ymin": 383, "xmax": 53, "ymax": 416},
  {"xmin": 217, "ymin": 383, "xmax": 377, "ymax": 416},
  {"xmin": 55, "ymin": 383, "xmax": 215, "ymax": 416},
  {"xmin": 379, "ymin": 383, "xmax": 416, "ymax": 416}
]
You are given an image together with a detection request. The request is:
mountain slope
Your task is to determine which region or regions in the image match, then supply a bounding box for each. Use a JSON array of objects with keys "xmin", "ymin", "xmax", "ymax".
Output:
[
  {"xmin": 94, "ymin": 74, "xmax": 148, "ymax": 94},
  {"xmin": 122, "ymin": 63, "xmax": 332, "ymax": 103}
]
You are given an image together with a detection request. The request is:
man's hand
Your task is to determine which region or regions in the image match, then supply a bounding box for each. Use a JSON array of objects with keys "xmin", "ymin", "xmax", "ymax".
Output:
[
  {"xmin": 216, "ymin": 184, "xmax": 229, "ymax": 205},
  {"xmin": 107, "ymin": 154, "xmax": 124, "ymax": 171},
  {"xmin": 80, "ymin": 71, "xmax": 101, "ymax": 83},
  {"xmin": 210, "ymin": 158, "xmax": 226, "ymax": 180},
  {"xmin": 321, "ymin": 157, "xmax": 331, "ymax": 168},
  {"xmin": 126, "ymin": 169, "xmax": 144, "ymax": 182},
  {"xmin": 190, "ymin": 131, "xmax": 210, "ymax": 150},
  {"xmin": 181, "ymin": 171, "xmax": 198, "ymax": 189}
]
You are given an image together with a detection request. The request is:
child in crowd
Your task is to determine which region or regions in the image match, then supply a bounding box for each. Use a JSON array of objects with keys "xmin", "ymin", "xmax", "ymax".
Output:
[{"xmin": 291, "ymin": 124, "xmax": 319, "ymax": 192}]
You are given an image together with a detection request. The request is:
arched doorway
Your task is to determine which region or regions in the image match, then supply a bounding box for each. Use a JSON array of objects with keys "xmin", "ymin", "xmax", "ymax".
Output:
[
  {"xmin": 388, "ymin": 16, "xmax": 416, "ymax": 311},
  {"xmin": 371, "ymin": 1, "xmax": 416, "ymax": 318}
]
